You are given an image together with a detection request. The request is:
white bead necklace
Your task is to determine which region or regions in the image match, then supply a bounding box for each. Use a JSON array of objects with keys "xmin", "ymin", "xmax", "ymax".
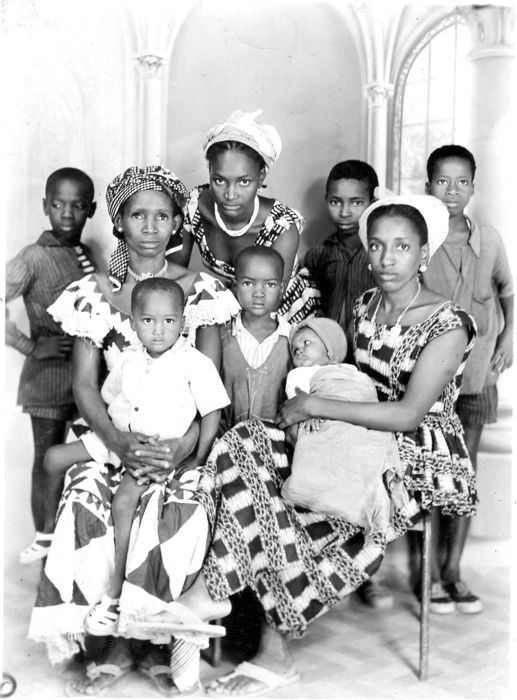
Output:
[
  {"xmin": 128, "ymin": 260, "xmax": 168, "ymax": 282},
  {"xmin": 214, "ymin": 196, "xmax": 260, "ymax": 238},
  {"xmin": 368, "ymin": 281, "xmax": 421, "ymax": 354}
]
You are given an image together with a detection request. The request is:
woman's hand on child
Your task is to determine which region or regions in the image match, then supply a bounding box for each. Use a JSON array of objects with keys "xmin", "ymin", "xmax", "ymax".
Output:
[
  {"xmin": 276, "ymin": 389, "xmax": 313, "ymax": 429},
  {"xmin": 300, "ymin": 418, "xmax": 321, "ymax": 433},
  {"xmin": 31, "ymin": 336, "xmax": 73, "ymax": 360}
]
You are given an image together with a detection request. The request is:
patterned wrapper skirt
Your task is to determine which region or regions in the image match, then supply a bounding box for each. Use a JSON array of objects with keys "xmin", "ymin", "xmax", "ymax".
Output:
[
  {"xmin": 196, "ymin": 420, "xmax": 415, "ymax": 638},
  {"xmin": 28, "ymin": 456, "xmax": 210, "ymax": 664}
]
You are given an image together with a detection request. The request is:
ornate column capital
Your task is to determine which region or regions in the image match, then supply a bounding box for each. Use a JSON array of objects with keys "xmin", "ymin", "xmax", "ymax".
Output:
[
  {"xmin": 363, "ymin": 82, "xmax": 394, "ymax": 107},
  {"xmin": 459, "ymin": 5, "xmax": 515, "ymax": 61},
  {"xmin": 135, "ymin": 53, "xmax": 165, "ymax": 78}
]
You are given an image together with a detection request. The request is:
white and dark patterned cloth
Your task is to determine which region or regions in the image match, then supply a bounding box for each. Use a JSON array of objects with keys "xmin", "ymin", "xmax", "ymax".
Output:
[
  {"xmin": 353, "ymin": 288, "xmax": 478, "ymax": 516},
  {"xmin": 183, "ymin": 185, "xmax": 321, "ymax": 323},
  {"xmin": 196, "ymin": 420, "xmax": 415, "ymax": 638},
  {"xmin": 106, "ymin": 165, "xmax": 188, "ymax": 289},
  {"xmin": 28, "ymin": 271, "xmax": 239, "ymax": 663}
]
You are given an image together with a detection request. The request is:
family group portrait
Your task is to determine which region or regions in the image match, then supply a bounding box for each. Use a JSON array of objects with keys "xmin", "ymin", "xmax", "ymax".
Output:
[{"xmin": 1, "ymin": 0, "xmax": 515, "ymax": 698}]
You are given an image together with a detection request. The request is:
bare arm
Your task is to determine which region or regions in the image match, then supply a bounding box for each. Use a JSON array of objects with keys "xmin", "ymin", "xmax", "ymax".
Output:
[
  {"xmin": 491, "ymin": 294, "xmax": 513, "ymax": 372},
  {"xmin": 168, "ymin": 227, "xmax": 195, "ymax": 268},
  {"xmin": 195, "ymin": 323, "xmax": 222, "ymax": 371},
  {"xmin": 271, "ymin": 222, "xmax": 300, "ymax": 285},
  {"xmin": 277, "ymin": 327, "xmax": 469, "ymax": 433}
]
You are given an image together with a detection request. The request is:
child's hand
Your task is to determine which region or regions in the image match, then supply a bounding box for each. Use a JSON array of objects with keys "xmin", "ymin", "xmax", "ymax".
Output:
[
  {"xmin": 31, "ymin": 336, "xmax": 73, "ymax": 360},
  {"xmin": 491, "ymin": 328, "xmax": 513, "ymax": 374},
  {"xmin": 300, "ymin": 418, "xmax": 321, "ymax": 433}
]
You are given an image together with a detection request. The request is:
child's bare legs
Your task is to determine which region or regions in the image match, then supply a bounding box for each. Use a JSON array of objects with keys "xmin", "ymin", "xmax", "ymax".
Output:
[
  {"xmin": 29, "ymin": 416, "xmax": 69, "ymax": 531},
  {"xmin": 42, "ymin": 440, "xmax": 92, "ymax": 533},
  {"xmin": 109, "ymin": 472, "xmax": 149, "ymax": 599},
  {"xmin": 439, "ymin": 423, "xmax": 482, "ymax": 584}
]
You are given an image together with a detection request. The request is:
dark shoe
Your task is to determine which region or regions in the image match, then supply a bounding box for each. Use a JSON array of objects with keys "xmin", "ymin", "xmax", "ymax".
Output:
[
  {"xmin": 443, "ymin": 581, "xmax": 483, "ymax": 614},
  {"xmin": 426, "ymin": 582, "xmax": 455, "ymax": 614},
  {"xmin": 356, "ymin": 579, "xmax": 394, "ymax": 610}
]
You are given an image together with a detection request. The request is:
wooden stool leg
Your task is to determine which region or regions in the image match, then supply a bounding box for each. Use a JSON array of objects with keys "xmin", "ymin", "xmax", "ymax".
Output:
[
  {"xmin": 419, "ymin": 511, "xmax": 432, "ymax": 681},
  {"xmin": 208, "ymin": 619, "xmax": 222, "ymax": 667}
]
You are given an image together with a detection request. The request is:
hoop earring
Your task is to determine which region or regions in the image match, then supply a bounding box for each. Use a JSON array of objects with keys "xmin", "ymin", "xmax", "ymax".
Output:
[{"xmin": 367, "ymin": 263, "xmax": 372, "ymax": 271}]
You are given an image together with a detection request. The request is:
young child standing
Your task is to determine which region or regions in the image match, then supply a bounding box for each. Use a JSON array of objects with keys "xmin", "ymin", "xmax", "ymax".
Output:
[
  {"xmin": 5, "ymin": 167, "xmax": 96, "ymax": 564},
  {"xmin": 423, "ymin": 145, "xmax": 513, "ymax": 613},
  {"xmin": 304, "ymin": 160, "xmax": 393, "ymax": 609},
  {"xmin": 219, "ymin": 246, "xmax": 291, "ymax": 431},
  {"xmin": 304, "ymin": 160, "xmax": 377, "ymax": 349},
  {"xmin": 43, "ymin": 277, "xmax": 230, "ymax": 635}
]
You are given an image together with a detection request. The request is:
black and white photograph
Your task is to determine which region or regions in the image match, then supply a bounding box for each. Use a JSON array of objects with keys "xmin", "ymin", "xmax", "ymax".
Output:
[{"xmin": 2, "ymin": 0, "xmax": 514, "ymax": 697}]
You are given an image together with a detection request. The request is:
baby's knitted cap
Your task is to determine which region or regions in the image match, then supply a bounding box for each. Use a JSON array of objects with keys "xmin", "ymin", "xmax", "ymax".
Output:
[{"xmin": 290, "ymin": 317, "xmax": 348, "ymax": 363}]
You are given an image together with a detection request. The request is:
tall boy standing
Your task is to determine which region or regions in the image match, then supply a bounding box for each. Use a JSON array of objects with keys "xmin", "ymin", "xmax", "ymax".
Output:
[
  {"xmin": 5, "ymin": 167, "xmax": 97, "ymax": 563},
  {"xmin": 424, "ymin": 144, "xmax": 513, "ymax": 613},
  {"xmin": 304, "ymin": 160, "xmax": 377, "ymax": 349}
]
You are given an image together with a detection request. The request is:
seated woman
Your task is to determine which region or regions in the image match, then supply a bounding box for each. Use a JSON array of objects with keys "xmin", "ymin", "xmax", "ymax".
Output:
[
  {"xmin": 28, "ymin": 165, "xmax": 240, "ymax": 697},
  {"xmin": 171, "ymin": 109, "xmax": 321, "ymax": 322},
  {"xmin": 185, "ymin": 194, "xmax": 476, "ymax": 697}
]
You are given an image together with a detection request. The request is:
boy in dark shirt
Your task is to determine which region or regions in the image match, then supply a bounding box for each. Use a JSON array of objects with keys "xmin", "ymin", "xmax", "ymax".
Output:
[{"xmin": 5, "ymin": 167, "xmax": 96, "ymax": 563}]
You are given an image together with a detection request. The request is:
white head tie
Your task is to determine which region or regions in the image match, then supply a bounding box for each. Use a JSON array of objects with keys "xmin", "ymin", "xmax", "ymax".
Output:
[
  {"xmin": 202, "ymin": 109, "xmax": 282, "ymax": 169},
  {"xmin": 358, "ymin": 194, "xmax": 449, "ymax": 258}
]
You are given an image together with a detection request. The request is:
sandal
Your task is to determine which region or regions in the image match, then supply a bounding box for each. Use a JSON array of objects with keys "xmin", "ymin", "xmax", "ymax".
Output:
[
  {"xmin": 65, "ymin": 662, "xmax": 132, "ymax": 696},
  {"xmin": 84, "ymin": 596, "xmax": 120, "ymax": 636},
  {"xmin": 129, "ymin": 601, "xmax": 226, "ymax": 640},
  {"xmin": 19, "ymin": 533, "xmax": 53, "ymax": 564},
  {"xmin": 138, "ymin": 664, "xmax": 203, "ymax": 697}
]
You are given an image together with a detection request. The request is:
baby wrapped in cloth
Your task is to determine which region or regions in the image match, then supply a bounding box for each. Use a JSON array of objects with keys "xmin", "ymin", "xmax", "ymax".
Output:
[{"xmin": 282, "ymin": 318, "xmax": 407, "ymax": 538}]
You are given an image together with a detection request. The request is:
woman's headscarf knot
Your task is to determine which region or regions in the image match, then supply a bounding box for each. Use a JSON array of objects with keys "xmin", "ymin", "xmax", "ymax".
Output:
[{"xmin": 202, "ymin": 110, "xmax": 282, "ymax": 169}]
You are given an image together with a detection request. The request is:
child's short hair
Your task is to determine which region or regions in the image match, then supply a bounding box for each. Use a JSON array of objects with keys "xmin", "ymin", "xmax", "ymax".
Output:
[
  {"xmin": 426, "ymin": 145, "xmax": 476, "ymax": 181},
  {"xmin": 45, "ymin": 167, "xmax": 95, "ymax": 201},
  {"xmin": 326, "ymin": 160, "xmax": 379, "ymax": 199},
  {"xmin": 131, "ymin": 277, "xmax": 185, "ymax": 314},
  {"xmin": 234, "ymin": 246, "xmax": 285, "ymax": 280},
  {"xmin": 367, "ymin": 203, "xmax": 428, "ymax": 246}
]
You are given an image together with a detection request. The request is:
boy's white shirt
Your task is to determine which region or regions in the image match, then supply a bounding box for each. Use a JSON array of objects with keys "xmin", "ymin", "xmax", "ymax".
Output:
[
  {"xmin": 101, "ymin": 336, "xmax": 230, "ymax": 437},
  {"xmin": 232, "ymin": 311, "xmax": 291, "ymax": 368}
]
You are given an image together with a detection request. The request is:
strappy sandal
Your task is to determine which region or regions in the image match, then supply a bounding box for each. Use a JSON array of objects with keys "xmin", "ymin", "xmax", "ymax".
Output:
[
  {"xmin": 84, "ymin": 596, "xmax": 120, "ymax": 636},
  {"xmin": 19, "ymin": 533, "xmax": 53, "ymax": 564}
]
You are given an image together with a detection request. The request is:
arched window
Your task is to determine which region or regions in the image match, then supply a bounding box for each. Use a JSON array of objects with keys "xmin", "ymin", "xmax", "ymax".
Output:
[{"xmin": 391, "ymin": 16, "xmax": 471, "ymax": 194}]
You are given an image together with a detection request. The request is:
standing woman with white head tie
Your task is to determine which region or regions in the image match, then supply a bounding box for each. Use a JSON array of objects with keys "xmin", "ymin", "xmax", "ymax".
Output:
[{"xmin": 172, "ymin": 109, "xmax": 321, "ymax": 322}]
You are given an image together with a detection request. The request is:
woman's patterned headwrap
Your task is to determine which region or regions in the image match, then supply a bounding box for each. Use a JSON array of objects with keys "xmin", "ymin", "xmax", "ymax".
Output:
[
  {"xmin": 106, "ymin": 166, "xmax": 188, "ymax": 290},
  {"xmin": 202, "ymin": 110, "xmax": 282, "ymax": 169},
  {"xmin": 358, "ymin": 194, "xmax": 449, "ymax": 258}
]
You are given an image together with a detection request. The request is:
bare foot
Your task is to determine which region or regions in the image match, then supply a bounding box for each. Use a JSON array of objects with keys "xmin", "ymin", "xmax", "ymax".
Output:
[
  {"xmin": 176, "ymin": 574, "xmax": 231, "ymax": 622},
  {"xmin": 66, "ymin": 638, "xmax": 132, "ymax": 695},
  {"xmin": 206, "ymin": 624, "xmax": 297, "ymax": 696}
]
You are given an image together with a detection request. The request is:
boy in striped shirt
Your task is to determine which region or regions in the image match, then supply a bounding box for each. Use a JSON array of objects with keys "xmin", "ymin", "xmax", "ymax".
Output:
[{"xmin": 5, "ymin": 167, "xmax": 96, "ymax": 563}]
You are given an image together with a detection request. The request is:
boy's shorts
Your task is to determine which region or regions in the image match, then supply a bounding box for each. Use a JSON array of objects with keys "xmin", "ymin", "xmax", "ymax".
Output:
[
  {"xmin": 22, "ymin": 405, "xmax": 77, "ymax": 421},
  {"xmin": 455, "ymin": 384, "xmax": 498, "ymax": 426}
]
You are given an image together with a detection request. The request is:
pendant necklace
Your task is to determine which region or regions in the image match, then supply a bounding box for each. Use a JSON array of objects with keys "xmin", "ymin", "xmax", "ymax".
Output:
[
  {"xmin": 128, "ymin": 260, "xmax": 168, "ymax": 282},
  {"xmin": 368, "ymin": 281, "xmax": 421, "ymax": 354},
  {"xmin": 214, "ymin": 196, "xmax": 260, "ymax": 238}
]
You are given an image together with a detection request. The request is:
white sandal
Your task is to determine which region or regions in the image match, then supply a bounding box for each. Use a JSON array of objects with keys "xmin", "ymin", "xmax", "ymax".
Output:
[
  {"xmin": 19, "ymin": 533, "xmax": 53, "ymax": 564},
  {"xmin": 84, "ymin": 596, "xmax": 120, "ymax": 636}
]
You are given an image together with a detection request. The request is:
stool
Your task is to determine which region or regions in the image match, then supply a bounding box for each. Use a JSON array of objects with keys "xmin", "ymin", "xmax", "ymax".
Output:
[{"xmin": 206, "ymin": 510, "xmax": 433, "ymax": 678}]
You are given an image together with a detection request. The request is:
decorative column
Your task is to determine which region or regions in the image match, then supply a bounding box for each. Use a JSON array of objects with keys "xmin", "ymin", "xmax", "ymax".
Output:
[
  {"xmin": 363, "ymin": 82, "xmax": 394, "ymax": 188},
  {"xmin": 460, "ymin": 5, "xmax": 515, "ymax": 540},
  {"xmin": 135, "ymin": 53, "xmax": 166, "ymax": 165},
  {"xmin": 461, "ymin": 5, "xmax": 514, "ymax": 240}
]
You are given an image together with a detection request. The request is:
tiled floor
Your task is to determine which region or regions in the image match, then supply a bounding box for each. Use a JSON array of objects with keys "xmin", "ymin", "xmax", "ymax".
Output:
[{"xmin": 2, "ymin": 402, "xmax": 513, "ymax": 698}]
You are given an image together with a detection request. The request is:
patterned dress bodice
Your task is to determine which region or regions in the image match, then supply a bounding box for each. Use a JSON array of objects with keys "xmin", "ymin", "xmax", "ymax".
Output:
[
  {"xmin": 353, "ymin": 289, "xmax": 476, "ymax": 427},
  {"xmin": 183, "ymin": 185, "xmax": 305, "ymax": 281}
]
